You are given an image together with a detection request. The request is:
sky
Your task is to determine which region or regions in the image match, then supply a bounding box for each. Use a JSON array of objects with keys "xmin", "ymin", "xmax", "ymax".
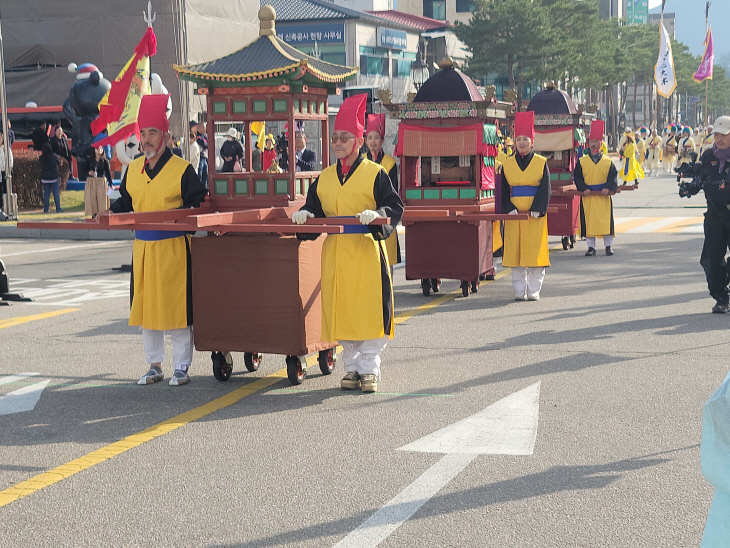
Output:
[{"xmin": 648, "ymin": 0, "xmax": 729, "ymax": 61}]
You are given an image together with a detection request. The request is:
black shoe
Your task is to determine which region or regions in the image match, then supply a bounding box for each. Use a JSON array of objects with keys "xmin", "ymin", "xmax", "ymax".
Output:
[
  {"xmin": 605, "ymin": 246, "xmax": 614, "ymax": 256},
  {"xmin": 712, "ymin": 301, "xmax": 730, "ymax": 314},
  {"xmin": 585, "ymin": 247, "xmax": 596, "ymax": 256}
]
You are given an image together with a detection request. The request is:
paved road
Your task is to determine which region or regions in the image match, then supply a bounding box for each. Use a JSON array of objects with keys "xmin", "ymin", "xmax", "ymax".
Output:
[{"xmin": 0, "ymin": 170, "xmax": 725, "ymax": 547}]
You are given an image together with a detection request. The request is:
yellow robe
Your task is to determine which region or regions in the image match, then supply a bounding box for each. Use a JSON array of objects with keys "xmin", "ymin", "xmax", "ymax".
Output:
[
  {"xmin": 578, "ymin": 155, "xmax": 614, "ymax": 237},
  {"xmin": 502, "ymin": 154, "xmax": 550, "ymax": 268},
  {"xmin": 678, "ymin": 136, "xmax": 697, "ymax": 165},
  {"xmin": 377, "ymin": 153, "xmax": 400, "ymax": 266},
  {"xmin": 621, "ymin": 142, "xmax": 644, "ymax": 182},
  {"xmin": 317, "ymin": 160, "xmax": 394, "ymax": 342},
  {"xmin": 126, "ymin": 154, "xmax": 192, "ymax": 331}
]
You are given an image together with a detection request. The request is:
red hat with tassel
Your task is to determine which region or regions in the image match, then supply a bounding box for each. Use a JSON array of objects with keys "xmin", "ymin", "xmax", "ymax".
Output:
[
  {"xmin": 138, "ymin": 94, "xmax": 170, "ymax": 133},
  {"xmin": 366, "ymin": 113, "xmax": 386, "ymax": 138},
  {"xmin": 514, "ymin": 111, "xmax": 535, "ymax": 141},
  {"xmin": 334, "ymin": 94, "xmax": 367, "ymax": 137},
  {"xmin": 589, "ymin": 120, "xmax": 605, "ymax": 141}
]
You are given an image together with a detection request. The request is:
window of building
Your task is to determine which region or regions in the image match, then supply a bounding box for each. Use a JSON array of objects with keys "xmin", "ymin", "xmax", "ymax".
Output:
[
  {"xmin": 455, "ymin": 0, "xmax": 474, "ymax": 13},
  {"xmin": 423, "ymin": 0, "xmax": 446, "ymax": 20},
  {"xmin": 391, "ymin": 52, "xmax": 416, "ymax": 79},
  {"xmin": 358, "ymin": 46, "xmax": 396, "ymax": 77},
  {"xmin": 625, "ymin": 100, "xmax": 643, "ymax": 113}
]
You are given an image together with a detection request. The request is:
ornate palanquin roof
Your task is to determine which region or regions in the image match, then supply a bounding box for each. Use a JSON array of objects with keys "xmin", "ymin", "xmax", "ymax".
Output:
[{"xmin": 173, "ymin": 5, "xmax": 358, "ymax": 87}]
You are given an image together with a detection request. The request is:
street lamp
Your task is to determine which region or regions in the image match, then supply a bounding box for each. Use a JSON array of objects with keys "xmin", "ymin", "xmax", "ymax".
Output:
[{"xmin": 410, "ymin": 52, "xmax": 429, "ymax": 91}]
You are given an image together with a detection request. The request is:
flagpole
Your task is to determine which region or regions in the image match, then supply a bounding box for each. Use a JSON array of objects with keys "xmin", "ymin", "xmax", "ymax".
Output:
[
  {"xmin": 0, "ymin": 10, "xmax": 15, "ymax": 220},
  {"xmin": 705, "ymin": 1, "xmax": 710, "ymax": 125}
]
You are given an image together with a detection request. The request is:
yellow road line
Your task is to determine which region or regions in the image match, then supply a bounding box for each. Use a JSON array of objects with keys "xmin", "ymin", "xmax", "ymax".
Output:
[
  {"xmin": 614, "ymin": 217, "xmax": 662, "ymax": 233},
  {"xmin": 0, "ymin": 309, "xmax": 79, "ymax": 330},
  {"xmin": 0, "ymin": 273, "xmax": 512, "ymax": 509},
  {"xmin": 659, "ymin": 217, "xmax": 704, "ymax": 233}
]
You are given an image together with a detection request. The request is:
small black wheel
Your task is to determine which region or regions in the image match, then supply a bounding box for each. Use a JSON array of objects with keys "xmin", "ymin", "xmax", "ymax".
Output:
[
  {"xmin": 212, "ymin": 351, "xmax": 233, "ymax": 381},
  {"xmin": 318, "ymin": 349, "xmax": 336, "ymax": 375},
  {"xmin": 243, "ymin": 352, "xmax": 262, "ymax": 372},
  {"xmin": 431, "ymin": 278, "xmax": 441, "ymax": 293},
  {"xmin": 470, "ymin": 281, "xmax": 478, "ymax": 293},
  {"xmin": 461, "ymin": 281, "xmax": 469, "ymax": 297},
  {"xmin": 286, "ymin": 355, "xmax": 306, "ymax": 385},
  {"xmin": 561, "ymin": 236, "xmax": 569, "ymax": 250},
  {"xmin": 421, "ymin": 279, "xmax": 431, "ymax": 296}
]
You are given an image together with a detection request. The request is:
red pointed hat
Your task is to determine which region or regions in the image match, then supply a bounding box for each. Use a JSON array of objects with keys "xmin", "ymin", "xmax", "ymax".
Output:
[
  {"xmin": 138, "ymin": 94, "xmax": 170, "ymax": 133},
  {"xmin": 335, "ymin": 94, "xmax": 367, "ymax": 137},
  {"xmin": 366, "ymin": 113, "xmax": 386, "ymax": 138},
  {"xmin": 514, "ymin": 111, "xmax": 535, "ymax": 141},
  {"xmin": 589, "ymin": 120, "xmax": 605, "ymax": 141}
]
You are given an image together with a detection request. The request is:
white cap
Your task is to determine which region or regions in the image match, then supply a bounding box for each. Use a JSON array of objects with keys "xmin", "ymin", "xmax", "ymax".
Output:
[
  {"xmin": 227, "ymin": 127, "xmax": 238, "ymax": 138},
  {"xmin": 712, "ymin": 117, "xmax": 730, "ymax": 135}
]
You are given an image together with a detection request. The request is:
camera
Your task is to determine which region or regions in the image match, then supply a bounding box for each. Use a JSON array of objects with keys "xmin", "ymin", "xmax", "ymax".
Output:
[{"xmin": 675, "ymin": 152, "xmax": 700, "ymax": 182}]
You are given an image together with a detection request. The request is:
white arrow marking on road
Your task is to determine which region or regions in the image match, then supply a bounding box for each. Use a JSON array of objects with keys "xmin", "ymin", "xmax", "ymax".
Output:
[
  {"xmin": 334, "ymin": 381, "xmax": 541, "ymax": 548},
  {"xmin": 0, "ymin": 373, "xmax": 50, "ymax": 417}
]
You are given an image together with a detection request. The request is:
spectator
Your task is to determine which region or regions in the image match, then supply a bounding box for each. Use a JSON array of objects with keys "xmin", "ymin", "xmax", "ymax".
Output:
[
  {"xmin": 50, "ymin": 125, "xmax": 72, "ymax": 167},
  {"xmin": 188, "ymin": 132, "xmax": 200, "ymax": 173},
  {"xmin": 194, "ymin": 120, "xmax": 208, "ymax": 183},
  {"xmin": 0, "ymin": 132, "xmax": 12, "ymax": 198},
  {"xmin": 88, "ymin": 145, "xmax": 113, "ymax": 185},
  {"xmin": 40, "ymin": 143, "xmax": 63, "ymax": 213},
  {"xmin": 6, "ymin": 121, "xmax": 15, "ymax": 147},
  {"xmin": 294, "ymin": 130, "xmax": 317, "ymax": 172},
  {"xmin": 167, "ymin": 134, "xmax": 182, "ymax": 157},
  {"xmin": 31, "ymin": 120, "xmax": 50, "ymax": 152},
  {"xmin": 220, "ymin": 127, "xmax": 243, "ymax": 172}
]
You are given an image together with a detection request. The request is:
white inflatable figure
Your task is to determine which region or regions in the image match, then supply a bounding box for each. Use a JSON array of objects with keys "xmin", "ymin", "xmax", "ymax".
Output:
[
  {"xmin": 700, "ymin": 370, "xmax": 730, "ymax": 546},
  {"xmin": 150, "ymin": 73, "xmax": 173, "ymax": 120},
  {"xmin": 115, "ymin": 134, "xmax": 140, "ymax": 178}
]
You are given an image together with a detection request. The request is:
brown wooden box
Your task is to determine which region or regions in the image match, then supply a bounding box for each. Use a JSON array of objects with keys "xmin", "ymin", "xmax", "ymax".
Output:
[
  {"xmin": 191, "ymin": 234, "xmax": 332, "ymax": 357},
  {"xmin": 404, "ymin": 220, "xmax": 493, "ymax": 282}
]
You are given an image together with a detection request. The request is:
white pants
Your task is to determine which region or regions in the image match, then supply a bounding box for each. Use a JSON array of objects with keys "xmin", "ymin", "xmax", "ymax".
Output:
[
  {"xmin": 340, "ymin": 337, "xmax": 389, "ymax": 378},
  {"xmin": 586, "ymin": 235, "xmax": 614, "ymax": 248},
  {"xmin": 512, "ymin": 267, "xmax": 545, "ymax": 297},
  {"xmin": 142, "ymin": 326, "xmax": 194, "ymax": 370}
]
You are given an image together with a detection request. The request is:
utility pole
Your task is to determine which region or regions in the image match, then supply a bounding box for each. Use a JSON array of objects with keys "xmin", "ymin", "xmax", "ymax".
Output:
[{"xmin": 0, "ymin": 9, "xmax": 16, "ymax": 220}]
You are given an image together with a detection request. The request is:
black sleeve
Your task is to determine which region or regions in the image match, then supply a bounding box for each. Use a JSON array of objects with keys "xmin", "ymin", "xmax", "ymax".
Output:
[
  {"xmin": 297, "ymin": 149, "xmax": 317, "ymax": 172},
  {"xmin": 110, "ymin": 170, "xmax": 133, "ymax": 213},
  {"xmin": 103, "ymin": 159, "xmax": 113, "ymax": 185},
  {"xmin": 180, "ymin": 164, "xmax": 208, "ymax": 208},
  {"xmin": 296, "ymin": 177, "xmax": 325, "ymax": 241},
  {"xmin": 529, "ymin": 164, "xmax": 551, "ymax": 215},
  {"xmin": 573, "ymin": 160, "xmax": 588, "ymax": 191},
  {"xmin": 388, "ymin": 163, "xmax": 399, "ymax": 193},
  {"xmin": 605, "ymin": 163, "xmax": 618, "ymax": 192},
  {"xmin": 370, "ymin": 168, "xmax": 404, "ymax": 241},
  {"xmin": 501, "ymin": 169, "xmax": 517, "ymax": 213}
]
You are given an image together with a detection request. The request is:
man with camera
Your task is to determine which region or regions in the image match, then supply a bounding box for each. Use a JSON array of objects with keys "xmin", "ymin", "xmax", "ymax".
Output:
[{"xmin": 678, "ymin": 116, "xmax": 730, "ymax": 314}]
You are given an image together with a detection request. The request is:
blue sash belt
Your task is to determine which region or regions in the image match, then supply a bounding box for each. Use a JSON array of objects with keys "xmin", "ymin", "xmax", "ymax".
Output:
[
  {"xmin": 587, "ymin": 184, "xmax": 605, "ymax": 191},
  {"xmin": 511, "ymin": 185, "xmax": 538, "ymax": 197},
  {"xmin": 135, "ymin": 230, "xmax": 188, "ymax": 241},
  {"xmin": 330, "ymin": 216, "xmax": 371, "ymax": 234}
]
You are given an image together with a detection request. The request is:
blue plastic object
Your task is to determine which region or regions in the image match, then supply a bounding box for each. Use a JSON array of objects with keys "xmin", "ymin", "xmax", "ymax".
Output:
[{"xmin": 700, "ymin": 370, "xmax": 730, "ymax": 546}]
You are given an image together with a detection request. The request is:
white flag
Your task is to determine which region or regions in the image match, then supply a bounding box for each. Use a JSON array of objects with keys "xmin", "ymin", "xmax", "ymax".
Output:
[{"xmin": 654, "ymin": 23, "xmax": 677, "ymax": 98}]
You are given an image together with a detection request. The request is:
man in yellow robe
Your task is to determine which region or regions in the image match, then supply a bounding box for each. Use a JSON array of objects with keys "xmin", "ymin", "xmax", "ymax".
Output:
[
  {"xmin": 646, "ymin": 129, "xmax": 662, "ymax": 176},
  {"xmin": 293, "ymin": 94, "xmax": 403, "ymax": 393},
  {"xmin": 501, "ymin": 110, "xmax": 551, "ymax": 301},
  {"xmin": 677, "ymin": 126, "xmax": 697, "ymax": 168},
  {"xmin": 662, "ymin": 125, "xmax": 678, "ymax": 173},
  {"xmin": 365, "ymin": 112, "xmax": 400, "ymax": 270},
  {"xmin": 574, "ymin": 120, "xmax": 618, "ymax": 257},
  {"xmin": 110, "ymin": 94, "xmax": 207, "ymax": 386}
]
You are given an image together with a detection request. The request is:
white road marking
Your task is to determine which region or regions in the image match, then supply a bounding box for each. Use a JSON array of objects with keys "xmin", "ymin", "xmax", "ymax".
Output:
[
  {"xmin": 0, "ymin": 373, "xmax": 39, "ymax": 386},
  {"xmin": 335, "ymin": 382, "xmax": 541, "ymax": 548},
  {"xmin": 0, "ymin": 241, "xmax": 127, "ymax": 258},
  {"xmin": 8, "ymin": 278, "xmax": 129, "ymax": 306},
  {"xmin": 623, "ymin": 217, "xmax": 687, "ymax": 233},
  {"xmin": 0, "ymin": 374, "xmax": 49, "ymax": 417}
]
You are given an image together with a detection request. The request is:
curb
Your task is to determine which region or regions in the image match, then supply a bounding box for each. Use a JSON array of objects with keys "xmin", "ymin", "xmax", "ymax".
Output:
[{"xmin": 0, "ymin": 224, "xmax": 134, "ymax": 241}]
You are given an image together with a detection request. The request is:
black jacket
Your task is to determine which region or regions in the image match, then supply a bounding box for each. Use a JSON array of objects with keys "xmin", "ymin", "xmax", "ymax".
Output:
[
  {"xmin": 40, "ymin": 152, "xmax": 60, "ymax": 181},
  {"xmin": 698, "ymin": 148, "xmax": 730, "ymax": 216},
  {"xmin": 220, "ymin": 139, "xmax": 244, "ymax": 172},
  {"xmin": 31, "ymin": 127, "xmax": 50, "ymax": 151},
  {"xmin": 50, "ymin": 135, "xmax": 72, "ymax": 164}
]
